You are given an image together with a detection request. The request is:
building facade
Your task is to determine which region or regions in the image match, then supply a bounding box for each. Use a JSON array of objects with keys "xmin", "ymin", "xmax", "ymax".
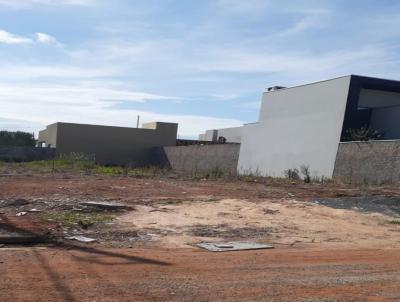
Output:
[
  {"xmin": 238, "ymin": 75, "xmax": 400, "ymax": 178},
  {"xmin": 38, "ymin": 121, "xmax": 178, "ymax": 165}
]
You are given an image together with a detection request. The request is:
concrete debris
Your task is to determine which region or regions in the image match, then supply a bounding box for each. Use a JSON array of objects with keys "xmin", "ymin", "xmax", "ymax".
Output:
[
  {"xmin": 7, "ymin": 198, "xmax": 30, "ymax": 207},
  {"xmin": 66, "ymin": 236, "xmax": 96, "ymax": 243},
  {"xmin": 263, "ymin": 208, "xmax": 279, "ymax": 215},
  {"xmin": 197, "ymin": 241, "xmax": 274, "ymax": 252},
  {"xmin": 79, "ymin": 201, "xmax": 129, "ymax": 210},
  {"xmin": 28, "ymin": 209, "xmax": 41, "ymax": 212},
  {"xmin": 16, "ymin": 212, "xmax": 28, "ymax": 217}
]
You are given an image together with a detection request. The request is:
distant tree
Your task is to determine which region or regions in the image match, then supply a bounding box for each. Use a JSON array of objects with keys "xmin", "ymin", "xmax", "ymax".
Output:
[{"xmin": 0, "ymin": 130, "xmax": 36, "ymax": 147}]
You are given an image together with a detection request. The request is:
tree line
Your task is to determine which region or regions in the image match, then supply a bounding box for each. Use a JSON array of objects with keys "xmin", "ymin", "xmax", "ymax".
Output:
[{"xmin": 0, "ymin": 130, "xmax": 36, "ymax": 147}]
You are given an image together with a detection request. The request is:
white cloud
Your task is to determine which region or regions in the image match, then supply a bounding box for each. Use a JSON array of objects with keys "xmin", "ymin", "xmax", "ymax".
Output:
[
  {"xmin": 0, "ymin": 64, "xmax": 114, "ymax": 79},
  {"xmin": 193, "ymin": 46, "xmax": 392, "ymax": 79},
  {"xmin": 0, "ymin": 116, "xmax": 43, "ymax": 133},
  {"xmin": 277, "ymin": 9, "xmax": 332, "ymax": 36},
  {"xmin": 0, "ymin": 0, "xmax": 95, "ymax": 8},
  {"xmin": 0, "ymin": 81, "xmax": 244, "ymax": 137},
  {"xmin": 0, "ymin": 29, "xmax": 61, "ymax": 46},
  {"xmin": 35, "ymin": 32, "xmax": 60, "ymax": 45},
  {"xmin": 0, "ymin": 29, "xmax": 32, "ymax": 44}
]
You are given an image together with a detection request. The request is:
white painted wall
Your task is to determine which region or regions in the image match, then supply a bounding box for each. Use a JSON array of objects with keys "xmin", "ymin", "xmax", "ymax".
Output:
[{"xmin": 238, "ymin": 76, "xmax": 351, "ymax": 177}]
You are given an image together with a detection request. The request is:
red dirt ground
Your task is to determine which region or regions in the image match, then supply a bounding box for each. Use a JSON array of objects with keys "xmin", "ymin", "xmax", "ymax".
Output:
[
  {"xmin": 1, "ymin": 246, "xmax": 400, "ymax": 302},
  {"xmin": 1, "ymin": 174, "xmax": 400, "ymax": 301}
]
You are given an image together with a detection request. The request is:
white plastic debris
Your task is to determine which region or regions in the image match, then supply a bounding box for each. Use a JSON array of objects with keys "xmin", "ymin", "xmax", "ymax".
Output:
[
  {"xmin": 16, "ymin": 212, "xmax": 28, "ymax": 217},
  {"xmin": 197, "ymin": 241, "xmax": 273, "ymax": 252},
  {"xmin": 66, "ymin": 236, "xmax": 96, "ymax": 243}
]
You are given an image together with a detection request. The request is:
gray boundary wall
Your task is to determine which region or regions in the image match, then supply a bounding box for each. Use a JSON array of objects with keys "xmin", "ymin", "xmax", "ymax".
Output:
[
  {"xmin": 159, "ymin": 144, "xmax": 240, "ymax": 176},
  {"xmin": 333, "ymin": 140, "xmax": 400, "ymax": 184},
  {"xmin": 0, "ymin": 146, "xmax": 55, "ymax": 162}
]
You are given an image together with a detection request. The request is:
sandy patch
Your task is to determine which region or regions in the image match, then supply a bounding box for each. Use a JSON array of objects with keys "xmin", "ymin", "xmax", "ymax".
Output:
[{"xmin": 118, "ymin": 198, "xmax": 400, "ymax": 248}]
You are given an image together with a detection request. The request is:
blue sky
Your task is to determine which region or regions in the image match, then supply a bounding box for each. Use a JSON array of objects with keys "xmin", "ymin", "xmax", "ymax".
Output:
[{"xmin": 0, "ymin": 0, "xmax": 399, "ymax": 138}]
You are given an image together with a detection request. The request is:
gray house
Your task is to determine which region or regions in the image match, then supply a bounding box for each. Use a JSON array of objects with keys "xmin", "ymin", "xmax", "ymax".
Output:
[
  {"xmin": 38, "ymin": 121, "xmax": 178, "ymax": 165},
  {"xmin": 238, "ymin": 75, "xmax": 400, "ymax": 178},
  {"xmin": 198, "ymin": 127, "xmax": 243, "ymax": 143}
]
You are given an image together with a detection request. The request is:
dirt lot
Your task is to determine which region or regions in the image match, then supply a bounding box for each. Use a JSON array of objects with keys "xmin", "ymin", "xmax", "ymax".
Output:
[{"xmin": 1, "ymin": 171, "xmax": 400, "ymax": 301}]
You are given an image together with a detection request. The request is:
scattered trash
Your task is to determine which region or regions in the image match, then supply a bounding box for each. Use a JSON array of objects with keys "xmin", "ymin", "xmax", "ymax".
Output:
[
  {"xmin": 28, "ymin": 209, "xmax": 41, "ymax": 212},
  {"xmin": 197, "ymin": 241, "xmax": 274, "ymax": 252},
  {"xmin": 287, "ymin": 193, "xmax": 295, "ymax": 197},
  {"xmin": 111, "ymin": 186, "xmax": 126, "ymax": 190},
  {"xmin": 65, "ymin": 235, "xmax": 96, "ymax": 243},
  {"xmin": 16, "ymin": 212, "xmax": 28, "ymax": 217},
  {"xmin": 79, "ymin": 201, "xmax": 129, "ymax": 210}
]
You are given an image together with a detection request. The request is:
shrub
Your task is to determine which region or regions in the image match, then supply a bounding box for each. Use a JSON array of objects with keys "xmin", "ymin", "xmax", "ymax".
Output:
[
  {"xmin": 300, "ymin": 165, "xmax": 311, "ymax": 183},
  {"xmin": 284, "ymin": 168, "xmax": 300, "ymax": 180},
  {"xmin": 0, "ymin": 130, "xmax": 36, "ymax": 146},
  {"xmin": 343, "ymin": 126, "xmax": 384, "ymax": 142}
]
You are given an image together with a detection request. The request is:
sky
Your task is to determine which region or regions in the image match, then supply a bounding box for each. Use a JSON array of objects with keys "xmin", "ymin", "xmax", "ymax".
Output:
[{"xmin": 0, "ymin": 0, "xmax": 400, "ymax": 138}]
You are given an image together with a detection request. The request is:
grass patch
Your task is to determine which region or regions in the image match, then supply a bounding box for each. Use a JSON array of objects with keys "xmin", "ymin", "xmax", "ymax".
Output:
[
  {"xmin": 19, "ymin": 153, "xmax": 167, "ymax": 177},
  {"xmin": 38, "ymin": 210, "xmax": 114, "ymax": 227},
  {"xmin": 25, "ymin": 153, "xmax": 96, "ymax": 172},
  {"xmin": 388, "ymin": 220, "xmax": 400, "ymax": 225}
]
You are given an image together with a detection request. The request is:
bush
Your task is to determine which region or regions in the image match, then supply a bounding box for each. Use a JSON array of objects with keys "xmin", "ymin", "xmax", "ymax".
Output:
[
  {"xmin": 300, "ymin": 165, "xmax": 311, "ymax": 183},
  {"xmin": 343, "ymin": 126, "xmax": 384, "ymax": 142},
  {"xmin": 284, "ymin": 168, "xmax": 300, "ymax": 180},
  {"xmin": 0, "ymin": 130, "xmax": 36, "ymax": 146}
]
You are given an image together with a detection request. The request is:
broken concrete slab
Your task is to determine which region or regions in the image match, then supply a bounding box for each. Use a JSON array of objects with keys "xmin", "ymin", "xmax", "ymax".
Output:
[
  {"xmin": 197, "ymin": 241, "xmax": 273, "ymax": 252},
  {"xmin": 79, "ymin": 201, "xmax": 129, "ymax": 210}
]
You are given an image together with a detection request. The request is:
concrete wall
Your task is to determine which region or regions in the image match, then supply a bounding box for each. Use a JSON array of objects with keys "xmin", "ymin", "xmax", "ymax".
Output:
[
  {"xmin": 199, "ymin": 126, "xmax": 243, "ymax": 143},
  {"xmin": 333, "ymin": 140, "xmax": 400, "ymax": 184},
  {"xmin": 38, "ymin": 122, "xmax": 178, "ymax": 166},
  {"xmin": 160, "ymin": 144, "xmax": 240, "ymax": 176},
  {"xmin": 0, "ymin": 146, "xmax": 55, "ymax": 162},
  {"xmin": 238, "ymin": 76, "xmax": 352, "ymax": 177}
]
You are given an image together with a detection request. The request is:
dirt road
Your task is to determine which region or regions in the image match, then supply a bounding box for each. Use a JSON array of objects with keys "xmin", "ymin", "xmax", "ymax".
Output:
[
  {"xmin": 1, "ymin": 174, "xmax": 400, "ymax": 301},
  {"xmin": 1, "ymin": 246, "xmax": 400, "ymax": 302}
]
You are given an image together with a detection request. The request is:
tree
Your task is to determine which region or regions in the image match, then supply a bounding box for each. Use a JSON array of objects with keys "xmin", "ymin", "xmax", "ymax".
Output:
[{"xmin": 0, "ymin": 130, "xmax": 36, "ymax": 147}]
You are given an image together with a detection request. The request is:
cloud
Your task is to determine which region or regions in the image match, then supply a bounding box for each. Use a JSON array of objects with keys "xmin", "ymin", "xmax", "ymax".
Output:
[
  {"xmin": 35, "ymin": 32, "xmax": 60, "ymax": 45},
  {"xmin": 0, "ymin": 29, "xmax": 33, "ymax": 44},
  {"xmin": 0, "ymin": 81, "xmax": 244, "ymax": 137},
  {"xmin": 193, "ymin": 46, "xmax": 393, "ymax": 79},
  {"xmin": 0, "ymin": 64, "xmax": 116, "ymax": 80},
  {"xmin": 0, "ymin": 116, "xmax": 43, "ymax": 133},
  {"xmin": 278, "ymin": 10, "xmax": 331, "ymax": 36},
  {"xmin": 0, "ymin": 0, "xmax": 95, "ymax": 8},
  {"xmin": 0, "ymin": 29, "xmax": 61, "ymax": 46}
]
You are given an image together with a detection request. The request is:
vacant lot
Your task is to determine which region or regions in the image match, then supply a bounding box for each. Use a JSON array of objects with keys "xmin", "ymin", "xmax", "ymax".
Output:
[{"xmin": 1, "ymin": 165, "xmax": 400, "ymax": 301}]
